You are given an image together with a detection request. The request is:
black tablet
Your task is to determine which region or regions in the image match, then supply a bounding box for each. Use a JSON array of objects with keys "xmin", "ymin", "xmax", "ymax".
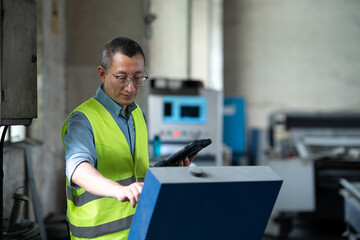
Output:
[{"xmin": 154, "ymin": 139, "xmax": 212, "ymax": 167}]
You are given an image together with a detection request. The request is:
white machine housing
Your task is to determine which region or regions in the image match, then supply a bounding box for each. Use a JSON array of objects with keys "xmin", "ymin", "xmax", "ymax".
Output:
[{"xmin": 148, "ymin": 89, "xmax": 223, "ymax": 166}]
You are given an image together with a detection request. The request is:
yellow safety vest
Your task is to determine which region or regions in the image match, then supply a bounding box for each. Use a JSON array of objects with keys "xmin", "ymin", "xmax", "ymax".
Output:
[{"xmin": 61, "ymin": 98, "xmax": 149, "ymax": 240}]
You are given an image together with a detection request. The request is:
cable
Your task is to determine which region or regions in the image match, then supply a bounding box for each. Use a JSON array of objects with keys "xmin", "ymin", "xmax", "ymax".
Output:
[
  {"xmin": 1, "ymin": 125, "xmax": 9, "ymax": 179},
  {"xmin": 1, "ymin": 125, "xmax": 9, "ymax": 239}
]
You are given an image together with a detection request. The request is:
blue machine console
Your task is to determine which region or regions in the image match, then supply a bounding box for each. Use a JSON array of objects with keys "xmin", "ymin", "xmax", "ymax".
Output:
[{"xmin": 129, "ymin": 166, "xmax": 282, "ymax": 240}]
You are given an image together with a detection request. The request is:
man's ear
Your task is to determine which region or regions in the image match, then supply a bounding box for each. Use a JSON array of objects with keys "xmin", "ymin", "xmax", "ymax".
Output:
[{"xmin": 98, "ymin": 66, "xmax": 106, "ymax": 83}]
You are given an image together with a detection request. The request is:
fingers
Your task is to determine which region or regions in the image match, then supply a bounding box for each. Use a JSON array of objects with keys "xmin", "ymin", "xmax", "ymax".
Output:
[
  {"xmin": 178, "ymin": 157, "xmax": 192, "ymax": 167},
  {"xmin": 189, "ymin": 153, "xmax": 197, "ymax": 162},
  {"xmin": 128, "ymin": 189, "xmax": 138, "ymax": 208},
  {"xmin": 129, "ymin": 182, "xmax": 143, "ymax": 208},
  {"xmin": 184, "ymin": 157, "xmax": 190, "ymax": 166},
  {"xmin": 117, "ymin": 182, "xmax": 144, "ymax": 208},
  {"xmin": 131, "ymin": 183, "xmax": 143, "ymax": 204}
]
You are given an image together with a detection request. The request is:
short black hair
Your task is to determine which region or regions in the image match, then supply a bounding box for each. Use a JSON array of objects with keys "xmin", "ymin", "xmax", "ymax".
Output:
[{"xmin": 100, "ymin": 37, "xmax": 146, "ymax": 71}]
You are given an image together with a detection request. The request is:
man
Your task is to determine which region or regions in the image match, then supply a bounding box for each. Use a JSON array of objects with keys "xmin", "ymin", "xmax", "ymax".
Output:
[{"xmin": 62, "ymin": 37, "xmax": 194, "ymax": 239}]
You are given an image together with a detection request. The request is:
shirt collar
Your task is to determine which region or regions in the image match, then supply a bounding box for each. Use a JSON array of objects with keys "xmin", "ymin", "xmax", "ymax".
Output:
[{"xmin": 95, "ymin": 84, "xmax": 137, "ymax": 117}]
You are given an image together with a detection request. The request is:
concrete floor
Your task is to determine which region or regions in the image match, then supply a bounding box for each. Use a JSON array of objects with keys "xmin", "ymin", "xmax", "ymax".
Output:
[
  {"xmin": 263, "ymin": 213, "xmax": 348, "ymax": 240},
  {"xmin": 42, "ymin": 211, "xmax": 351, "ymax": 240}
]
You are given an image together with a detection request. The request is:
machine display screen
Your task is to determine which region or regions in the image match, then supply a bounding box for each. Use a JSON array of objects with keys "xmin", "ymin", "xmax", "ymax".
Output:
[
  {"xmin": 164, "ymin": 103, "xmax": 172, "ymax": 117},
  {"xmin": 163, "ymin": 96, "xmax": 207, "ymax": 124},
  {"xmin": 181, "ymin": 106, "xmax": 200, "ymax": 118}
]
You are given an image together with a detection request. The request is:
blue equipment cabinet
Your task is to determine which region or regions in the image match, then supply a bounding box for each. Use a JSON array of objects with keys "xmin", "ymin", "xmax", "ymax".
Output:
[
  {"xmin": 129, "ymin": 166, "xmax": 282, "ymax": 240},
  {"xmin": 223, "ymin": 97, "xmax": 246, "ymax": 163}
]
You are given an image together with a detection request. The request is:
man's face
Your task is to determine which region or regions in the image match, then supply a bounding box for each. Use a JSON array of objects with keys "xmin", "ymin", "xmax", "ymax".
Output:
[{"xmin": 98, "ymin": 52, "xmax": 145, "ymax": 110}]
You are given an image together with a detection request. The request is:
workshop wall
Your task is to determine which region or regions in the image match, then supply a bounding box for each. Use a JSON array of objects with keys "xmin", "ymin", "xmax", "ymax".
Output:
[
  {"xmin": 148, "ymin": 0, "xmax": 224, "ymax": 90},
  {"xmin": 148, "ymin": 0, "xmax": 189, "ymax": 79},
  {"xmin": 224, "ymin": 0, "xmax": 360, "ymax": 128},
  {"xmin": 65, "ymin": 0, "xmax": 146, "ymax": 115}
]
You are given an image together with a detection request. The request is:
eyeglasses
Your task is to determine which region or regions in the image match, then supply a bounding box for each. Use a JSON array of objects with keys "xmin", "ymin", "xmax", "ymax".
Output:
[{"xmin": 108, "ymin": 71, "xmax": 148, "ymax": 86}]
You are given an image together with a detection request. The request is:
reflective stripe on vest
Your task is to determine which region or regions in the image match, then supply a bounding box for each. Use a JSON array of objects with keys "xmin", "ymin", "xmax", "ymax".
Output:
[
  {"xmin": 62, "ymin": 98, "xmax": 149, "ymax": 239},
  {"xmin": 67, "ymin": 215, "xmax": 134, "ymax": 239},
  {"xmin": 66, "ymin": 176, "xmax": 145, "ymax": 207}
]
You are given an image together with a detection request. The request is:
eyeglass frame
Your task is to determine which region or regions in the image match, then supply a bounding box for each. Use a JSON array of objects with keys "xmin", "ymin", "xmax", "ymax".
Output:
[{"xmin": 108, "ymin": 70, "xmax": 149, "ymax": 87}]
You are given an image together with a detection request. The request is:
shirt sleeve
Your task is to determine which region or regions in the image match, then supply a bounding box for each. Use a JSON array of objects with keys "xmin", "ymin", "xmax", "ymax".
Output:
[{"xmin": 63, "ymin": 112, "xmax": 97, "ymax": 189}]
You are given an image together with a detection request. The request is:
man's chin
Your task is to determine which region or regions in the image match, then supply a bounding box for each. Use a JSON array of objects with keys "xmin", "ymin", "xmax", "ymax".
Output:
[{"xmin": 117, "ymin": 99, "xmax": 133, "ymax": 107}]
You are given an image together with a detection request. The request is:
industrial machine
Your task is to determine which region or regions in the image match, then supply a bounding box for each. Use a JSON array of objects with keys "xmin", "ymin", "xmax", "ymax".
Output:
[
  {"xmin": 223, "ymin": 97, "xmax": 246, "ymax": 164},
  {"xmin": 339, "ymin": 178, "xmax": 360, "ymax": 240},
  {"xmin": 129, "ymin": 166, "xmax": 283, "ymax": 239},
  {"xmin": 148, "ymin": 78, "xmax": 223, "ymax": 166},
  {"xmin": 0, "ymin": 0, "xmax": 37, "ymax": 126},
  {"xmin": 266, "ymin": 111, "xmax": 360, "ymax": 238}
]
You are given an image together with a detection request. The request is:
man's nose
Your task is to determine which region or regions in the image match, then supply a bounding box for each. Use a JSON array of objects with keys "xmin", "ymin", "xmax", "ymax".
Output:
[{"xmin": 124, "ymin": 79, "xmax": 136, "ymax": 91}]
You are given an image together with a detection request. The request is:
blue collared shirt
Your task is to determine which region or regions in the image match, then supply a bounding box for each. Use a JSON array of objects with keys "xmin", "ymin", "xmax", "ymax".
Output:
[{"xmin": 63, "ymin": 84, "xmax": 144, "ymax": 189}]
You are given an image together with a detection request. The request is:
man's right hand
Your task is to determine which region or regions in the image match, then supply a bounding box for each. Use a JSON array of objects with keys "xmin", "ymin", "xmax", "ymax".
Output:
[
  {"xmin": 72, "ymin": 162, "xmax": 144, "ymax": 208},
  {"xmin": 114, "ymin": 182, "xmax": 144, "ymax": 208}
]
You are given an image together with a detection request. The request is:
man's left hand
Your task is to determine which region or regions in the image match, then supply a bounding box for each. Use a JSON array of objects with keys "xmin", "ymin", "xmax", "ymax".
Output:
[{"xmin": 178, "ymin": 154, "xmax": 197, "ymax": 167}]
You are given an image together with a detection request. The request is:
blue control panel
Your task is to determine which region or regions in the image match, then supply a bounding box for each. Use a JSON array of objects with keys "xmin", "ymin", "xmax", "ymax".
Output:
[{"xmin": 129, "ymin": 166, "xmax": 282, "ymax": 240}]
